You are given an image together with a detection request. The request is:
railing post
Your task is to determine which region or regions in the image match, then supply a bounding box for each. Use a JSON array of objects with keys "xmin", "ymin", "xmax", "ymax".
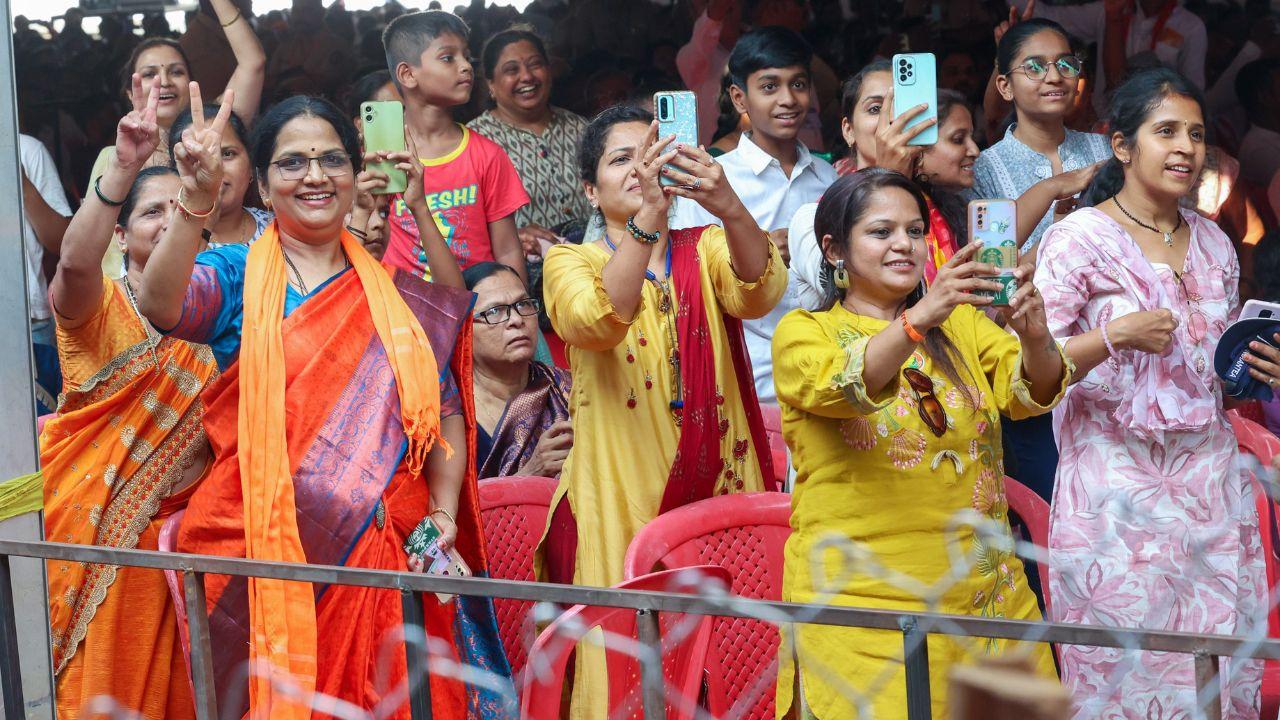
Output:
[
  {"xmin": 635, "ymin": 608, "xmax": 667, "ymax": 720},
  {"xmin": 400, "ymin": 590, "xmax": 434, "ymax": 720},
  {"xmin": 0, "ymin": 554, "xmax": 25, "ymax": 720},
  {"xmin": 1193, "ymin": 651, "xmax": 1222, "ymax": 720},
  {"xmin": 182, "ymin": 570, "xmax": 219, "ymax": 720},
  {"xmin": 900, "ymin": 616, "xmax": 932, "ymax": 720}
]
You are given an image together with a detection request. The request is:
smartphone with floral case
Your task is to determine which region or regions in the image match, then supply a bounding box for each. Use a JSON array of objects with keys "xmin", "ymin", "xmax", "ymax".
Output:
[{"xmin": 968, "ymin": 199, "xmax": 1018, "ymax": 306}]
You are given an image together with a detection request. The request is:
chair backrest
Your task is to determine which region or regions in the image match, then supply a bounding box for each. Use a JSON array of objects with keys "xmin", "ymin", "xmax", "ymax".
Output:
[
  {"xmin": 157, "ymin": 509, "xmax": 193, "ymax": 693},
  {"xmin": 623, "ymin": 492, "xmax": 792, "ymax": 720},
  {"xmin": 1003, "ymin": 476, "xmax": 1053, "ymax": 617},
  {"xmin": 520, "ymin": 566, "xmax": 729, "ymax": 720},
  {"xmin": 758, "ymin": 404, "xmax": 789, "ymax": 490},
  {"xmin": 476, "ymin": 475, "xmax": 558, "ymax": 681},
  {"xmin": 1229, "ymin": 410, "xmax": 1280, "ymax": 466}
]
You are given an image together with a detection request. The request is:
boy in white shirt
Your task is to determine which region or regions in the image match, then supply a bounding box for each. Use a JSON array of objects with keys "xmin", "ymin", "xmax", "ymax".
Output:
[{"xmin": 672, "ymin": 25, "xmax": 836, "ymax": 403}]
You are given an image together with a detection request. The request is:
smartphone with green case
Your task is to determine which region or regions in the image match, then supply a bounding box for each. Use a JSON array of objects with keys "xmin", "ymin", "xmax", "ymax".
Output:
[
  {"xmin": 360, "ymin": 101, "xmax": 408, "ymax": 195},
  {"xmin": 968, "ymin": 199, "xmax": 1018, "ymax": 306},
  {"xmin": 403, "ymin": 515, "xmax": 471, "ymax": 603},
  {"xmin": 891, "ymin": 53, "xmax": 938, "ymax": 146},
  {"xmin": 654, "ymin": 90, "xmax": 699, "ymax": 187}
]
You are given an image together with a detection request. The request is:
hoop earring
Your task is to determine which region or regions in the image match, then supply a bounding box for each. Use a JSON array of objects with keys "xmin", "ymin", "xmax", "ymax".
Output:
[{"xmin": 833, "ymin": 259, "xmax": 850, "ymax": 289}]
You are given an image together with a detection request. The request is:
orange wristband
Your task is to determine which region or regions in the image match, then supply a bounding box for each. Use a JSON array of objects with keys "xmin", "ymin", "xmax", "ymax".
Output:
[{"xmin": 901, "ymin": 312, "xmax": 925, "ymax": 343}]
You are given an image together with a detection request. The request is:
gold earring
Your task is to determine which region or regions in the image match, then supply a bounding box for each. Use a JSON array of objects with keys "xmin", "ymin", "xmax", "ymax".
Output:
[
  {"xmin": 264, "ymin": 198, "xmax": 273, "ymax": 210},
  {"xmin": 834, "ymin": 259, "xmax": 850, "ymax": 289}
]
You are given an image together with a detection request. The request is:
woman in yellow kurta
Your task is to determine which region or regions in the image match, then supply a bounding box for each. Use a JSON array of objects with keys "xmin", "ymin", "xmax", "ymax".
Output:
[
  {"xmin": 540, "ymin": 105, "xmax": 785, "ymax": 717},
  {"xmin": 40, "ymin": 78, "xmax": 219, "ymax": 719},
  {"xmin": 772, "ymin": 169, "xmax": 1071, "ymax": 719}
]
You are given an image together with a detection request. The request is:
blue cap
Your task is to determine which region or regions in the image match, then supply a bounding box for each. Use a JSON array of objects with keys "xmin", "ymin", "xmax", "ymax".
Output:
[{"xmin": 1214, "ymin": 318, "xmax": 1280, "ymax": 401}]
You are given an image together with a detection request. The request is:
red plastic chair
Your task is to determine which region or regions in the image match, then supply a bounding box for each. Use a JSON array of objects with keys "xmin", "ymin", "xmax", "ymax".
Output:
[
  {"xmin": 520, "ymin": 566, "xmax": 729, "ymax": 720},
  {"xmin": 623, "ymin": 492, "xmax": 792, "ymax": 720},
  {"xmin": 758, "ymin": 404, "xmax": 789, "ymax": 490},
  {"xmin": 1003, "ymin": 476, "xmax": 1053, "ymax": 618},
  {"xmin": 477, "ymin": 475, "xmax": 558, "ymax": 682},
  {"xmin": 1226, "ymin": 411, "xmax": 1280, "ymax": 717},
  {"xmin": 158, "ymin": 509, "xmax": 194, "ymax": 693}
]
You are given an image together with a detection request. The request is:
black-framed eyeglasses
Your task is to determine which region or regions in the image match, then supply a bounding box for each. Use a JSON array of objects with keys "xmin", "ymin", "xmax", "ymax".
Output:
[
  {"xmin": 1006, "ymin": 55, "xmax": 1083, "ymax": 81},
  {"xmin": 271, "ymin": 152, "xmax": 353, "ymax": 181},
  {"xmin": 475, "ymin": 298, "xmax": 541, "ymax": 325}
]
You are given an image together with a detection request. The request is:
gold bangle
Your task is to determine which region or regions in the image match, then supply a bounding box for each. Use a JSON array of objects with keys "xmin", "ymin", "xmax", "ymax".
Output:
[
  {"xmin": 221, "ymin": 10, "xmax": 242, "ymax": 27},
  {"xmin": 429, "ymin": 507, "xmax": 456, "ymax": 525},
  {"xmin": 176, "ymin": 188, "xmax": 215, "ymax": 220}
]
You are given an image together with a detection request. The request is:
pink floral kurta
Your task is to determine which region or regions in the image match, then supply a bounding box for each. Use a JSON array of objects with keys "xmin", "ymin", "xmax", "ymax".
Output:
[{"xmin": 1037, "ymin": 207, "xmax": 1265, "ymax": 718}]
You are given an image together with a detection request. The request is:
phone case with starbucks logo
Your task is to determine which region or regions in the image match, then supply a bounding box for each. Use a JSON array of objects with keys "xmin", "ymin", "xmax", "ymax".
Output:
[{"xmin": 967, "ymin": 199, "xmax": 1018, "ymax": 306}]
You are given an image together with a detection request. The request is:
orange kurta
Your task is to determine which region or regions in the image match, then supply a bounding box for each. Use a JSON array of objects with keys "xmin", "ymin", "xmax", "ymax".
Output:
[{"xmin": 41, "ymin": 276, "xmax": 218, "ymax": 719}]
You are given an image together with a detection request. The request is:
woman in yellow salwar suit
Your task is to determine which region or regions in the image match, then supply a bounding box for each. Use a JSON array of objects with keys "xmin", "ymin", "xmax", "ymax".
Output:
[
  {"xmin": 39, "ymin": 77, "xmax": 225, "ymax": 719},
  {"xmin": 771, "ymin": 169, "xmax": 1071, "ymax": 719},
  {"xmin": 539, "ymin": 106, "xmax": 786, "ymax": 718}
]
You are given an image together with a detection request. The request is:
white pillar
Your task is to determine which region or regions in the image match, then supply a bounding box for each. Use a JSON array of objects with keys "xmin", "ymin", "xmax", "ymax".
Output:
[{"xmin": 0, "ymin": 0, "xmax": 57, "ymax": 715}]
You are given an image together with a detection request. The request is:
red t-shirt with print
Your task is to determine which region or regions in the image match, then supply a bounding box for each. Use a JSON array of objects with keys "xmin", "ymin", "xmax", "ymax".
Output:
[{"xmin": 384, "ymin": 125, "xmax": 530, "ymax": 278}]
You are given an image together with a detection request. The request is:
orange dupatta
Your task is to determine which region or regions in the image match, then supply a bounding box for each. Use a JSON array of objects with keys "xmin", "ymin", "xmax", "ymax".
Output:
[{"xmin": 239, "ymin": 224, "xmax": 448, "ymax": 717}]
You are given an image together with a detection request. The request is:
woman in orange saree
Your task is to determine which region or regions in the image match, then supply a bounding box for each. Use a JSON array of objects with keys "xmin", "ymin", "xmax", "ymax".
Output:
[
  {"xmin": 137, "ymin": 94, "xmax": 513, "ymax": 718},
  {"xmin": 39, "ymin": 77, "xmax": 219, "ymax": 720}
]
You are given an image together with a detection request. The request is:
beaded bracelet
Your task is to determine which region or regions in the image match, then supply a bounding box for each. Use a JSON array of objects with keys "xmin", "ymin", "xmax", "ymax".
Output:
[
  {"xmin": 1101, "ymin": 321, "xmax": 1118, "ymax": 358},
  {"xmin": 625, "ymin": 215, "xmax": 661, "ymax": 245}
]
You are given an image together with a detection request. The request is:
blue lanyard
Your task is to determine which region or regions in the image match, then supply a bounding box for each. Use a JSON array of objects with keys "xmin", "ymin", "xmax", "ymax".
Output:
[{"xmin": 604, "ymin": 235, "xmax": 671, "ymax": 282}]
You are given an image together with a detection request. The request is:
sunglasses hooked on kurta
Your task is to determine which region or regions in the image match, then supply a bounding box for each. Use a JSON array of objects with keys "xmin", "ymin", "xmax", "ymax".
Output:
[{"xmin": 903, "ymin": 367, "xmax": 948, "ymax": 438}]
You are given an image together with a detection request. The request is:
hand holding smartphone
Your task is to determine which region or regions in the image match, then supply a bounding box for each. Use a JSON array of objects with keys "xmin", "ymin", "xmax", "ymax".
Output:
[
  {"xmin": 891, "ymin": 53, "xmax": 938, "ymax": 147},
  {"xmin": 968, "ymin": 199, "xmax": 1019, "ymax": 306},
  {"xmin": 654, "ymin": 91, "xmax": 699, "ymax": 187},
  {"xmin": 403, "ymin": 515, "xmax": 471, "ymax": 603},
  {"xmin": 361, "ymin": 101, "xmax": 408, "ymax": 195}
]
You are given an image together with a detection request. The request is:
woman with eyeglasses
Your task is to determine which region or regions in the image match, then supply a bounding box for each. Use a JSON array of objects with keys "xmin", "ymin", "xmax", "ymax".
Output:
[
  {"xmin": 772, "ymin": 168, "xmax": 1069, "ymax": 719},
  {"xmin": 464, "ymin": 261, "xmax": 572, "ymax": 479},
  {"xmin": 135, "ymin": 95, "xmax": 513, "ymax": 718},
  {"xmin": 1040, "ymin": 69, "xmax": 1269, "ymax": 718}
]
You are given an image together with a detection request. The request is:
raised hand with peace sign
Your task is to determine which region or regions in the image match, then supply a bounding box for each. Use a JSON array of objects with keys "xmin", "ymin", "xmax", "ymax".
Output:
[
  {"xmin": 172, "ymin": 82, "xmax": 236, "ymax": 218},
  {"xmin": 116, "ymin": 73, "xmax": 163, "ymax": 171}
]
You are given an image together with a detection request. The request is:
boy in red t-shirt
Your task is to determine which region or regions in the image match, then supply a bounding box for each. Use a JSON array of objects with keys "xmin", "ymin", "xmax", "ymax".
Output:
[{"xmin": 382, "ymin": 11, "xmax": 530, "ymax": 282}]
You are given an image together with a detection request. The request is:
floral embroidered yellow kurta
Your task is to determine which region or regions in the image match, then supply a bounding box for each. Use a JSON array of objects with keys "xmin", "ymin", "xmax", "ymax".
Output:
[
  {"xmin": 771, "ymin": 303, "xmax": 1069, "ymax": 720},
  {"xmin": 541, "ymin": 225, "xmax": 785, "ymax": 719}
]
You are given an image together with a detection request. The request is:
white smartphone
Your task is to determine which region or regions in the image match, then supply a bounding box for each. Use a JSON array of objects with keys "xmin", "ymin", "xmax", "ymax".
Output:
[{"xmin": 1241, "ymin": 299, "xmax": 1280, "ymax": 321}]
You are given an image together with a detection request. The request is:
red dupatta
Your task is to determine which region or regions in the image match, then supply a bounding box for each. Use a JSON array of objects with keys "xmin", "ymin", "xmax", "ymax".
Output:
[{"xmin": 658, "ymin": 226, "xmax": 776, "ymax": 514}]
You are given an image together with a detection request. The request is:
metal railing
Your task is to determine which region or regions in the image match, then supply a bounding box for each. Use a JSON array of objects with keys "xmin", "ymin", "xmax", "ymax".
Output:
[{"xmin": 2, "ymin": 538, "xmax": 1277, "ymax": 720}]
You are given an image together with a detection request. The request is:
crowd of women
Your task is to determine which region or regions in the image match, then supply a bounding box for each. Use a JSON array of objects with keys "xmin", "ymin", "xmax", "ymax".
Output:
[{"xmin": 24, "ymin": 2, "xmax": 1280, "ymax": 719}]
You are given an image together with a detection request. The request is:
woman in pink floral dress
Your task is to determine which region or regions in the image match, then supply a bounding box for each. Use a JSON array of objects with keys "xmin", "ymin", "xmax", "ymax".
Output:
[{"xmin": 1037, "ymin": 68, "xmax": 1267, "ymax": 718}]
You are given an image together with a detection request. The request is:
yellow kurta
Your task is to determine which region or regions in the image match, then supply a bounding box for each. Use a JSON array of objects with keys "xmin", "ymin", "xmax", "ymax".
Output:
[
  {"xmin": 771, "ymin": 303, "xmax": 1069, "ymax": 720},
  {"xmin": 541, "ymin": 225, "xmax": 785, "ymax": 718}
]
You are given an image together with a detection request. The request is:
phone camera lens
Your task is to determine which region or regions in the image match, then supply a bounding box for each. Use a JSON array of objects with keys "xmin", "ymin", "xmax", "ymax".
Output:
[
  {"xmin": 366, "ymin": 114, "xmax": 374, "ymax": 122},
  {"xmin": 906, "ymin": 70, "xmax": 913, "ymax": 77},
  {"xmin": 899, "ymin": 59, "xmax": 908, "ymax": 67}
]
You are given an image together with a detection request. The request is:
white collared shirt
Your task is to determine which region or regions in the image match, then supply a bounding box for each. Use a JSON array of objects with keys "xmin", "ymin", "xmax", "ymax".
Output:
[{"xmin": 671, "ymin": 132, "xmax": 837, "ymax": 403}]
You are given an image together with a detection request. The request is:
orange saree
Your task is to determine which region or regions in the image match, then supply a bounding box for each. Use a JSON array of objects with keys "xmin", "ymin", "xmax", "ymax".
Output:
[
  {"xmin": 40, "ymin": 276, "xmax": 218, "ymax": 719},
  {"xmin": 172, "ymin": 245, "xmax": 510, "ymax": 718}
]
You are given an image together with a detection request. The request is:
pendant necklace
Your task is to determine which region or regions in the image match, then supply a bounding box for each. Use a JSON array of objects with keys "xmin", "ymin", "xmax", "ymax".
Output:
[
  {"xmin": 604, "ymin": 235, "xmax": 683, "ymax": 424},
  {"xmin": 1112, "ymin": 195, "xmax": 1181, "ymax": 247}
]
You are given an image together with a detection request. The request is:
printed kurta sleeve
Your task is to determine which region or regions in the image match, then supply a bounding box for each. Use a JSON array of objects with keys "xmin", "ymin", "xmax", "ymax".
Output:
[
  {"xmin": 1035, "ymin": 223, "xmax": 1095, "ymax": 340},
  {"xmin": 698, "ymin": 224, "xmax": 787, "ymax": 320},
  {"xmin": 543, "ymin": 244, "xmax": 637, "ymax": 351},
  {"xmin": 772, "ymin": 309, "xmax": 899, "ymax": 419},
  {"xmin": 967, "ymin": 306, "xmax": 1071, "ymax": 420}
]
